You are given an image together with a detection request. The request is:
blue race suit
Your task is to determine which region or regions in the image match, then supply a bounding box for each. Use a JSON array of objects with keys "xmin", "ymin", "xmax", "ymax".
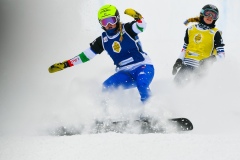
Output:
[{"xmin": 101, "ymin": 23, "xmax": 154, "ymax": 102}]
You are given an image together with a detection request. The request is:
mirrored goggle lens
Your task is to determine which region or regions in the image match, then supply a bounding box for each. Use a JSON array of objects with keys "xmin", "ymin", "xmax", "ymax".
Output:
[
  {"xmin": 100, "ymin": 17, "xmax": 117, "ymax": 27},
  {"xmin": 203, "ymin": 10, "xmax": 218, "ymax": 20}
]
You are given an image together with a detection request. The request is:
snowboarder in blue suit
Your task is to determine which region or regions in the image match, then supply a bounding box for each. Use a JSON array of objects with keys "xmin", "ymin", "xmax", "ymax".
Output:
[{"xmin": 48, "ymin": 4, "xmax": 154, "ymax": 103}]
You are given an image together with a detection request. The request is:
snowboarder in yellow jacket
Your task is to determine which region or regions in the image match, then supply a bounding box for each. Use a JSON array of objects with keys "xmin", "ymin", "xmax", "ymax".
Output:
[{"xmin": 172, "ymin": 4, "xmax": 225, "ymax": 86}]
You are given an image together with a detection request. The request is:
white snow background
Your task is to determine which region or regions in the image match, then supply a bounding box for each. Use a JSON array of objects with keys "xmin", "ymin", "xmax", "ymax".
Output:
[{"xmin": 0, "ymin": 0, "xmax": 240, "ymax": 160}]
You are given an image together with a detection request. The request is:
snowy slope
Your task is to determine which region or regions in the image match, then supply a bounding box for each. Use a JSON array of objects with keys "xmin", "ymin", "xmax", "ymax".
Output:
[{"xmin": 0, "ymin": 0, "xmax": 240, "ymax": 160}]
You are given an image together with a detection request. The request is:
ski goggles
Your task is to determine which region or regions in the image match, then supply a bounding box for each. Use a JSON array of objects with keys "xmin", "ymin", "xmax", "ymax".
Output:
[
  {"xmin": 201, "ymin": 9, "xmax": 218, "ymax": 20},
  {"xmin": 100, "ymin": 16, "xmax": 117, "ymax": 27}
]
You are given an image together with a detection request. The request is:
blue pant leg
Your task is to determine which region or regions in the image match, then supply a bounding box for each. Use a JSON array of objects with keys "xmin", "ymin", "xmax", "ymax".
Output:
[
  {"xmin": 135, "ymin": 65, "xmax": 154, "ymax": 102},
  {"xmin": 102, "ymin": 71, "xmax": 136, "ymax": 91}
]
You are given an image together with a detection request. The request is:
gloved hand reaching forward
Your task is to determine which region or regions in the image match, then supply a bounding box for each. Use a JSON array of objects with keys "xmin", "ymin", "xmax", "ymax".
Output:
[
  {"xmin": 48, "ymin": 60, "xmax": 70, "ymax": 73},
  {"xmin": 172, "ymin": 59, "xmax": 183, "ymax": 75},
  {"xmin": 124, "ymin": 8, "xmax": 143, "ymax": 20}
]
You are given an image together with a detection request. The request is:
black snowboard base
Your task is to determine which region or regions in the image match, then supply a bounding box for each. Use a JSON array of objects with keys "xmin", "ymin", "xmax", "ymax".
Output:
[
  {"xmin": 50, "ymin": 117, "xmax": 193, "ymax": 136},
  {"xmin": 94, "ymin": 117, "xmax": 193, "ymax": 134}
]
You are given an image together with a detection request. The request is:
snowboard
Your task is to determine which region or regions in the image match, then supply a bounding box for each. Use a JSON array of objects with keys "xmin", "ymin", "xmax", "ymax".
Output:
[
  {"xmin": 51, "ymin": 117, "xmax": 193, "ymax": 135},
  {"xmin": 94, "ymin": 117, "xmax": 193, "ymax": 134}
]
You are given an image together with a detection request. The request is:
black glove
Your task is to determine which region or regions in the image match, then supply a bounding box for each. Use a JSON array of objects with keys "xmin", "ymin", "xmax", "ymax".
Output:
[
  {"xmin": 200, "ymin": 55, "xmax": 216, "ymax": 67},
  {"xmin": 172, "ymin": 59, "xmax": 183, "ymax": 75}
]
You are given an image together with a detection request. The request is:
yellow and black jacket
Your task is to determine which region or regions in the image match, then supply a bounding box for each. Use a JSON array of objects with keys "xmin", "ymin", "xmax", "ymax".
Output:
[{"xmin": 181, "ymin": 23, "xmax": 225, "ymax": 67}]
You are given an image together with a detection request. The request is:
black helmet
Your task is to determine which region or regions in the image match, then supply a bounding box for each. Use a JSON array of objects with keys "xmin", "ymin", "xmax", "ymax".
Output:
[
  {"xmin": 200, "ymin": 4, "xmax": 219, "ymax": 20},
  {"xmin": 199, "ymin": 4, "xmax": 219, "ymax": 27}
]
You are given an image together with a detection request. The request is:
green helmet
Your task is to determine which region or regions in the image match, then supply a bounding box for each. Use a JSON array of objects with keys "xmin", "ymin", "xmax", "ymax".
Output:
[{"xmin": 98, "ymin": 4, "xmax": 120, "ymax": 22}]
